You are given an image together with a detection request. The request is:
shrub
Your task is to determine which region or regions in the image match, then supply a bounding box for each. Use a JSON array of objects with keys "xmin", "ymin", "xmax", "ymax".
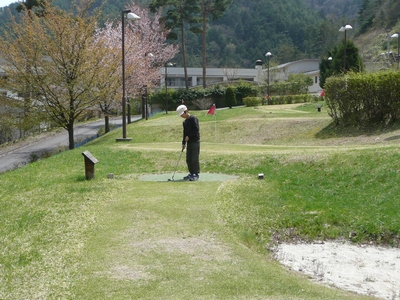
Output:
[
  {"xmin": 208, "ymin": 85, "xmax": 225, "ymax": 108},
  {"xmin": 149, "ymin": 88, "xmax": 179, "ymax": 112},
  {"xmin": 149, "ymin": 82, "xmax": 263, "ymax": 110},
  {"xmin": 243, "ymin": 96, "xmax": 261, "ymax": 107},
  {"xmin": 235, "ymin": 82, "xmax": 258, "ymax": 104},
  {"xmin": 225, "ymin": 86, "xmax": 236, "ymax": 108},
  {"xmin": 325, "ymin": 70, "xmax": 400, "ymax": 126},
  {"xmin": 268, "ymin": 94, "xmax": 314, "ymax": 105}
]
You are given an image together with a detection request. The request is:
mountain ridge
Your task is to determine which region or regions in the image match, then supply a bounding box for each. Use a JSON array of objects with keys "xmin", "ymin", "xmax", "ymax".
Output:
[{"xmin": 1, "ymin": 0, "xmax": 399, "ymax": 68}]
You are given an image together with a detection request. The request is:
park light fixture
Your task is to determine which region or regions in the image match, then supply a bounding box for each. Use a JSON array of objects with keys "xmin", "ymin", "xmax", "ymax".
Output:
[
  {"xmin": 164, "ymin": 62, "xmax": 174, "ymax": 114},
  {"xmin": 265, "ymin": 52, "xmax": 272, "ymax": 105},
  {"xmin": 391, "ymin": 33, "xmax": 399, "ymax": 69},
  {"xmin": 117, "ymin": 10, "xmax": 140, "ymax": 142},
  {"xmin": 339, "ymin": 24, "xmax": 352, "ymax": 73}
]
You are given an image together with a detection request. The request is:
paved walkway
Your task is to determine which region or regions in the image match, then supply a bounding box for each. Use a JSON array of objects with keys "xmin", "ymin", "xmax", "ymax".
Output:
[{"xmin": 0, "ymin": 116, "xmax": 140, "ymax": 173}]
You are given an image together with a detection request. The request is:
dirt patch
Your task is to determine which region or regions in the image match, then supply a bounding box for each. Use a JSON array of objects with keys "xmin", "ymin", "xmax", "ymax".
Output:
[
  {"xmin": 104, "ymin": 237, "xmax": 234, "ymax": 282},
  {"xmin": 131, "ymin": 237, "xmax": 233, "ymax": 262},
  {"xmin": 106, "ymin": 265, "xmax": 152, "ymax": 281},
  {"xmin": 274, "ymin": 241, "xmax": 400, "ymax": 299}
]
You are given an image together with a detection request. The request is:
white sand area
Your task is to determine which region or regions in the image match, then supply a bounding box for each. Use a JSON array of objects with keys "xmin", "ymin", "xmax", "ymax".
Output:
[{"xmin": 274, "ymin": 241, "xmax": 400, "ymax": 299}]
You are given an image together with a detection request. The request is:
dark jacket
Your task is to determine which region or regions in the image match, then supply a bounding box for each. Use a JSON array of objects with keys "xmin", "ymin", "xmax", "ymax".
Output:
[{"xmin": 182, "ymin": 115, "xmax": 200, "ymax": 145}]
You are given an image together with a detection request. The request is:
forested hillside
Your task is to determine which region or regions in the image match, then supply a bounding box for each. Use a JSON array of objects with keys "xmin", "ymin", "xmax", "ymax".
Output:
[
  {"xmin": 357, "ymin": 0, "xmax": 400, "ymax": 34},
  {"xmin": 303, "ymin": 0, "xmax": 363, "ymax": 21},
  {"xmin": 185, "ymin": 0, "xmax": 326, "ymax": 67},
  {"xmin": 1, "ymin": 0, "xmax": 399, "ymax": 68}
]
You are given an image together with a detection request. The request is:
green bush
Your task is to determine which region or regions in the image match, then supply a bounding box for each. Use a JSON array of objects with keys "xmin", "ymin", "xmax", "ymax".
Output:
[
  {"xmin": 325, "ymin": 70, "xmax": 400, "ymax": 126},
  {"xmin": 269, "ymin": 94, "xmax": 315, "ymax": 105},
  {"xmin": 270, "ymin": 74, "xmax": 313, "ymax": 96},
  {"xmin": 149, "ymin": 88, "xmax": 179, "ymax": 112},
  {"xmin": 208, "ymin": 85, "xmax": 226, "ymax": 108},
  {"xmin": 225, "ymin": 86, "xmax": 236, "ymax": 108},
  {"xmin": 235, "ymin": 82, "xmax": 259, "ymax": 104},
  {"xmin": 243, "ymin": 96, "xmax": 261, "ymax": 107},
  {"xmin": 150, "ymin": 82, "xmax": 260, "ymax": 110}
]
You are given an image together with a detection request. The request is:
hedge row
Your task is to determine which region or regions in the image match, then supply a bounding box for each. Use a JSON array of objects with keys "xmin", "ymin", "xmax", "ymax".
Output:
[
  {"xmin": 150, "ymin": 82, "xmax": 318, "ymax": 112},
  {"xmin": 243, "ymin": 97, "xmax": 262, "ymax": 106},
  {"xmin": 269, "ymin": 94, "xmax": 318, "ymax": 105},
  {"xmin": 149, "ymin": 82, "xmax": 259, "ymax": 111},
  {"xmin": 243, "ymin": 94, "xmax": 318, "ymax": 107},
  {"xmin": 325, "ymin": 70, "xmax": 400, "ymax": 125}
]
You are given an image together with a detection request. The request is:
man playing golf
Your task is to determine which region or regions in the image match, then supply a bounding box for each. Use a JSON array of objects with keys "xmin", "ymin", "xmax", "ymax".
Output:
[{"xmin": 176, "ymin": 104, "xmax": 200, "ymax": 181}]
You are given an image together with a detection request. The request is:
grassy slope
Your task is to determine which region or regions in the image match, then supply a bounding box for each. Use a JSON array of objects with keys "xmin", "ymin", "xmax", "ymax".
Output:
[{"xmin": 2, "ymin": 102, "xmax": 398, "ymax": 299}]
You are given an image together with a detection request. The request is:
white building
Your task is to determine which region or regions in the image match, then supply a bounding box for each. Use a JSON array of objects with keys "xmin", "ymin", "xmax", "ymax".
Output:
[
  {"xmin": 160, "ymin": 66, "xmax": 262, "ymax": 88},
  {"xmin": 1, "ymin": 57, "xmax": 323, "ymax": 94},
  {"xmin": 269, "ymin": 59, "xmax": 322, "ymax": 94},
  {"xmin": 160, "ymin": 59, "xmax": 322, "ymax": 94}
]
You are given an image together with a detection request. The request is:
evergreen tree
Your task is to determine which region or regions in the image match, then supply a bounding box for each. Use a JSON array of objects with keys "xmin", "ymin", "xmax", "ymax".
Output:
[
  {"xmin": 225, "ymin": 86, "xmax": 236, "ymax": 108},
  {"xmin": 319, "ymin": 55, "xmax": 333, "ymax": 89},
  {"xmin": 319, "ymin": 40, "xmax": 364, "ymax": 87},
  {"xmin": 358, "ymin": 0, "xmax": 374, "ymax": 34},
  {"xmin": 201, "ymin": 0, "xmax": 231, "ymax": 87},
  {"xmin": 149, "ymin": 0, "xmax": 201, "ymax": 90},
  {"xmin": 16, "ymin": 0, "xmax": 52, "ymax": 17},
  {"xmin": 333, "ymin": 40, "xmax": 364, "ymax": 73}
]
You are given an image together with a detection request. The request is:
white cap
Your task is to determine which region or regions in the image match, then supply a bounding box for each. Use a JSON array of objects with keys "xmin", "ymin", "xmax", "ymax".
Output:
[{"xmin": 176, "ymin": 105, "xmax": 187, "ymax": 116}]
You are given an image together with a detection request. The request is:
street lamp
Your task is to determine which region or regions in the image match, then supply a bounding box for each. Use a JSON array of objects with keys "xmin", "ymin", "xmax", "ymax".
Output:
[
  {"xmin": 339, "ymin": 24, "xmax": 352, "ymax": 73},
  {"xmin": 117, "ymin": 10, "xmax": 140, "ymax": 142},
  {"xmin": 164, "ymin": 62, "xmax": 174, "ymax": 114},
  {"xmin": 265, "ymin": 51, "xmax": 272, "ymax": 105},
  {"xmin": 391, "ymin": 33, "xmax": 399, "ymax": 69}
]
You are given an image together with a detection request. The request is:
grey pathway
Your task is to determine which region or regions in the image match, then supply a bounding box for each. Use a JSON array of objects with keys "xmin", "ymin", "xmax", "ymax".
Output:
[{"xmin": 0, "ymin": 116, "xmax": 140, "ymax": 174}]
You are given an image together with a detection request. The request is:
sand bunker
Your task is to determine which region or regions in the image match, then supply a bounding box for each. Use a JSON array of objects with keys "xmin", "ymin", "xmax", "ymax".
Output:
[{"xmin": 274, "ymin": 241, "xmax": 400, "ymax": 299}]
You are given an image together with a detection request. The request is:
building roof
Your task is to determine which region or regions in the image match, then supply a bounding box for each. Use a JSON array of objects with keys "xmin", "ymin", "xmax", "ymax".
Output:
[{"xmin": 269, "ymin": 59, "xmax": 320, "ymax": 76}]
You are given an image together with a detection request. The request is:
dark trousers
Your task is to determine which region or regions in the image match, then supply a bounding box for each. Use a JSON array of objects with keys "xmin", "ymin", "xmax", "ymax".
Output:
[{"xmin": 186, "ymin": 141, "xmax": 200, "ymax": 175}]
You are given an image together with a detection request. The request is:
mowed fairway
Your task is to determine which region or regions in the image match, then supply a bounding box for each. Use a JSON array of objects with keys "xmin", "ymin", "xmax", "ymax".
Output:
[{"xmin": 1, "ymin": 103, "xmax": 399, "ymax": 299}]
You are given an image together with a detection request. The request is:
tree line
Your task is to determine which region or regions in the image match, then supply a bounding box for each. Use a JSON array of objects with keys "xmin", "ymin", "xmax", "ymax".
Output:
[
  {"xmin": 1, "ymin": 0, "xmax": 399, "ymax": 70},
  {"xmin": 0, "ymin": 0, "xmax": 177, "ymax": 149},
  {"xmin": 0, "ymin": 0, "xmax": 356, "ymax": 68}
]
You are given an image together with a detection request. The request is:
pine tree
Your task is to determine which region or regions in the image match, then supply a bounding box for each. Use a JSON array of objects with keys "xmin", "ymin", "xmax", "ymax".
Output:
[
  {"xmin": 319, "ymin": 40, "xmax": 364, "ymax": 87},
  {"xmin": 225, "ymin": 86, "xmax": 236, "ymax": 108},
  {"xmin": 201, "ymin": 0, "xmax": 231, "ymax": 87},
  {"xmin": 149, "ymin": 0, "xmax": 201, "ymax": 90}
]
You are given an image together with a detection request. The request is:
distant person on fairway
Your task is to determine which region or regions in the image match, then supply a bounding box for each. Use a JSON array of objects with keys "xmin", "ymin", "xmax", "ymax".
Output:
[{"xmin": 176, "ymin": 104, "xmax": 200, "ymax": 181}]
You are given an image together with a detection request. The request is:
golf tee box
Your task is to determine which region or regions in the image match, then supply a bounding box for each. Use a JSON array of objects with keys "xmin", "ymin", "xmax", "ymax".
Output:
[{"xmin": 82, "ymin": 150, "xmax": 99, "ymax": 180}]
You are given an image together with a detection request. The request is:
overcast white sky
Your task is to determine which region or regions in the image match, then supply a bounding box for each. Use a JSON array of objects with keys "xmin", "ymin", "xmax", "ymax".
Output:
[{"xmin": 0, "ymin": 0, "xmax": 18, "ymax": 8}]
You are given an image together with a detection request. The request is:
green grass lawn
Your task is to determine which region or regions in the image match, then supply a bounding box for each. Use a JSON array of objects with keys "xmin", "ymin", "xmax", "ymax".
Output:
[{"xmin": 1, "ymin": 102, "xmax": 398, "ymax": 299}]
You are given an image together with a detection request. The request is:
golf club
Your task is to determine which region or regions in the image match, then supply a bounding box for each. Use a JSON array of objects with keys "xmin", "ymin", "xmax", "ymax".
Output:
[{"xmin": 168, "ymin": 147, "xmax": 184, "ymax": 181}]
